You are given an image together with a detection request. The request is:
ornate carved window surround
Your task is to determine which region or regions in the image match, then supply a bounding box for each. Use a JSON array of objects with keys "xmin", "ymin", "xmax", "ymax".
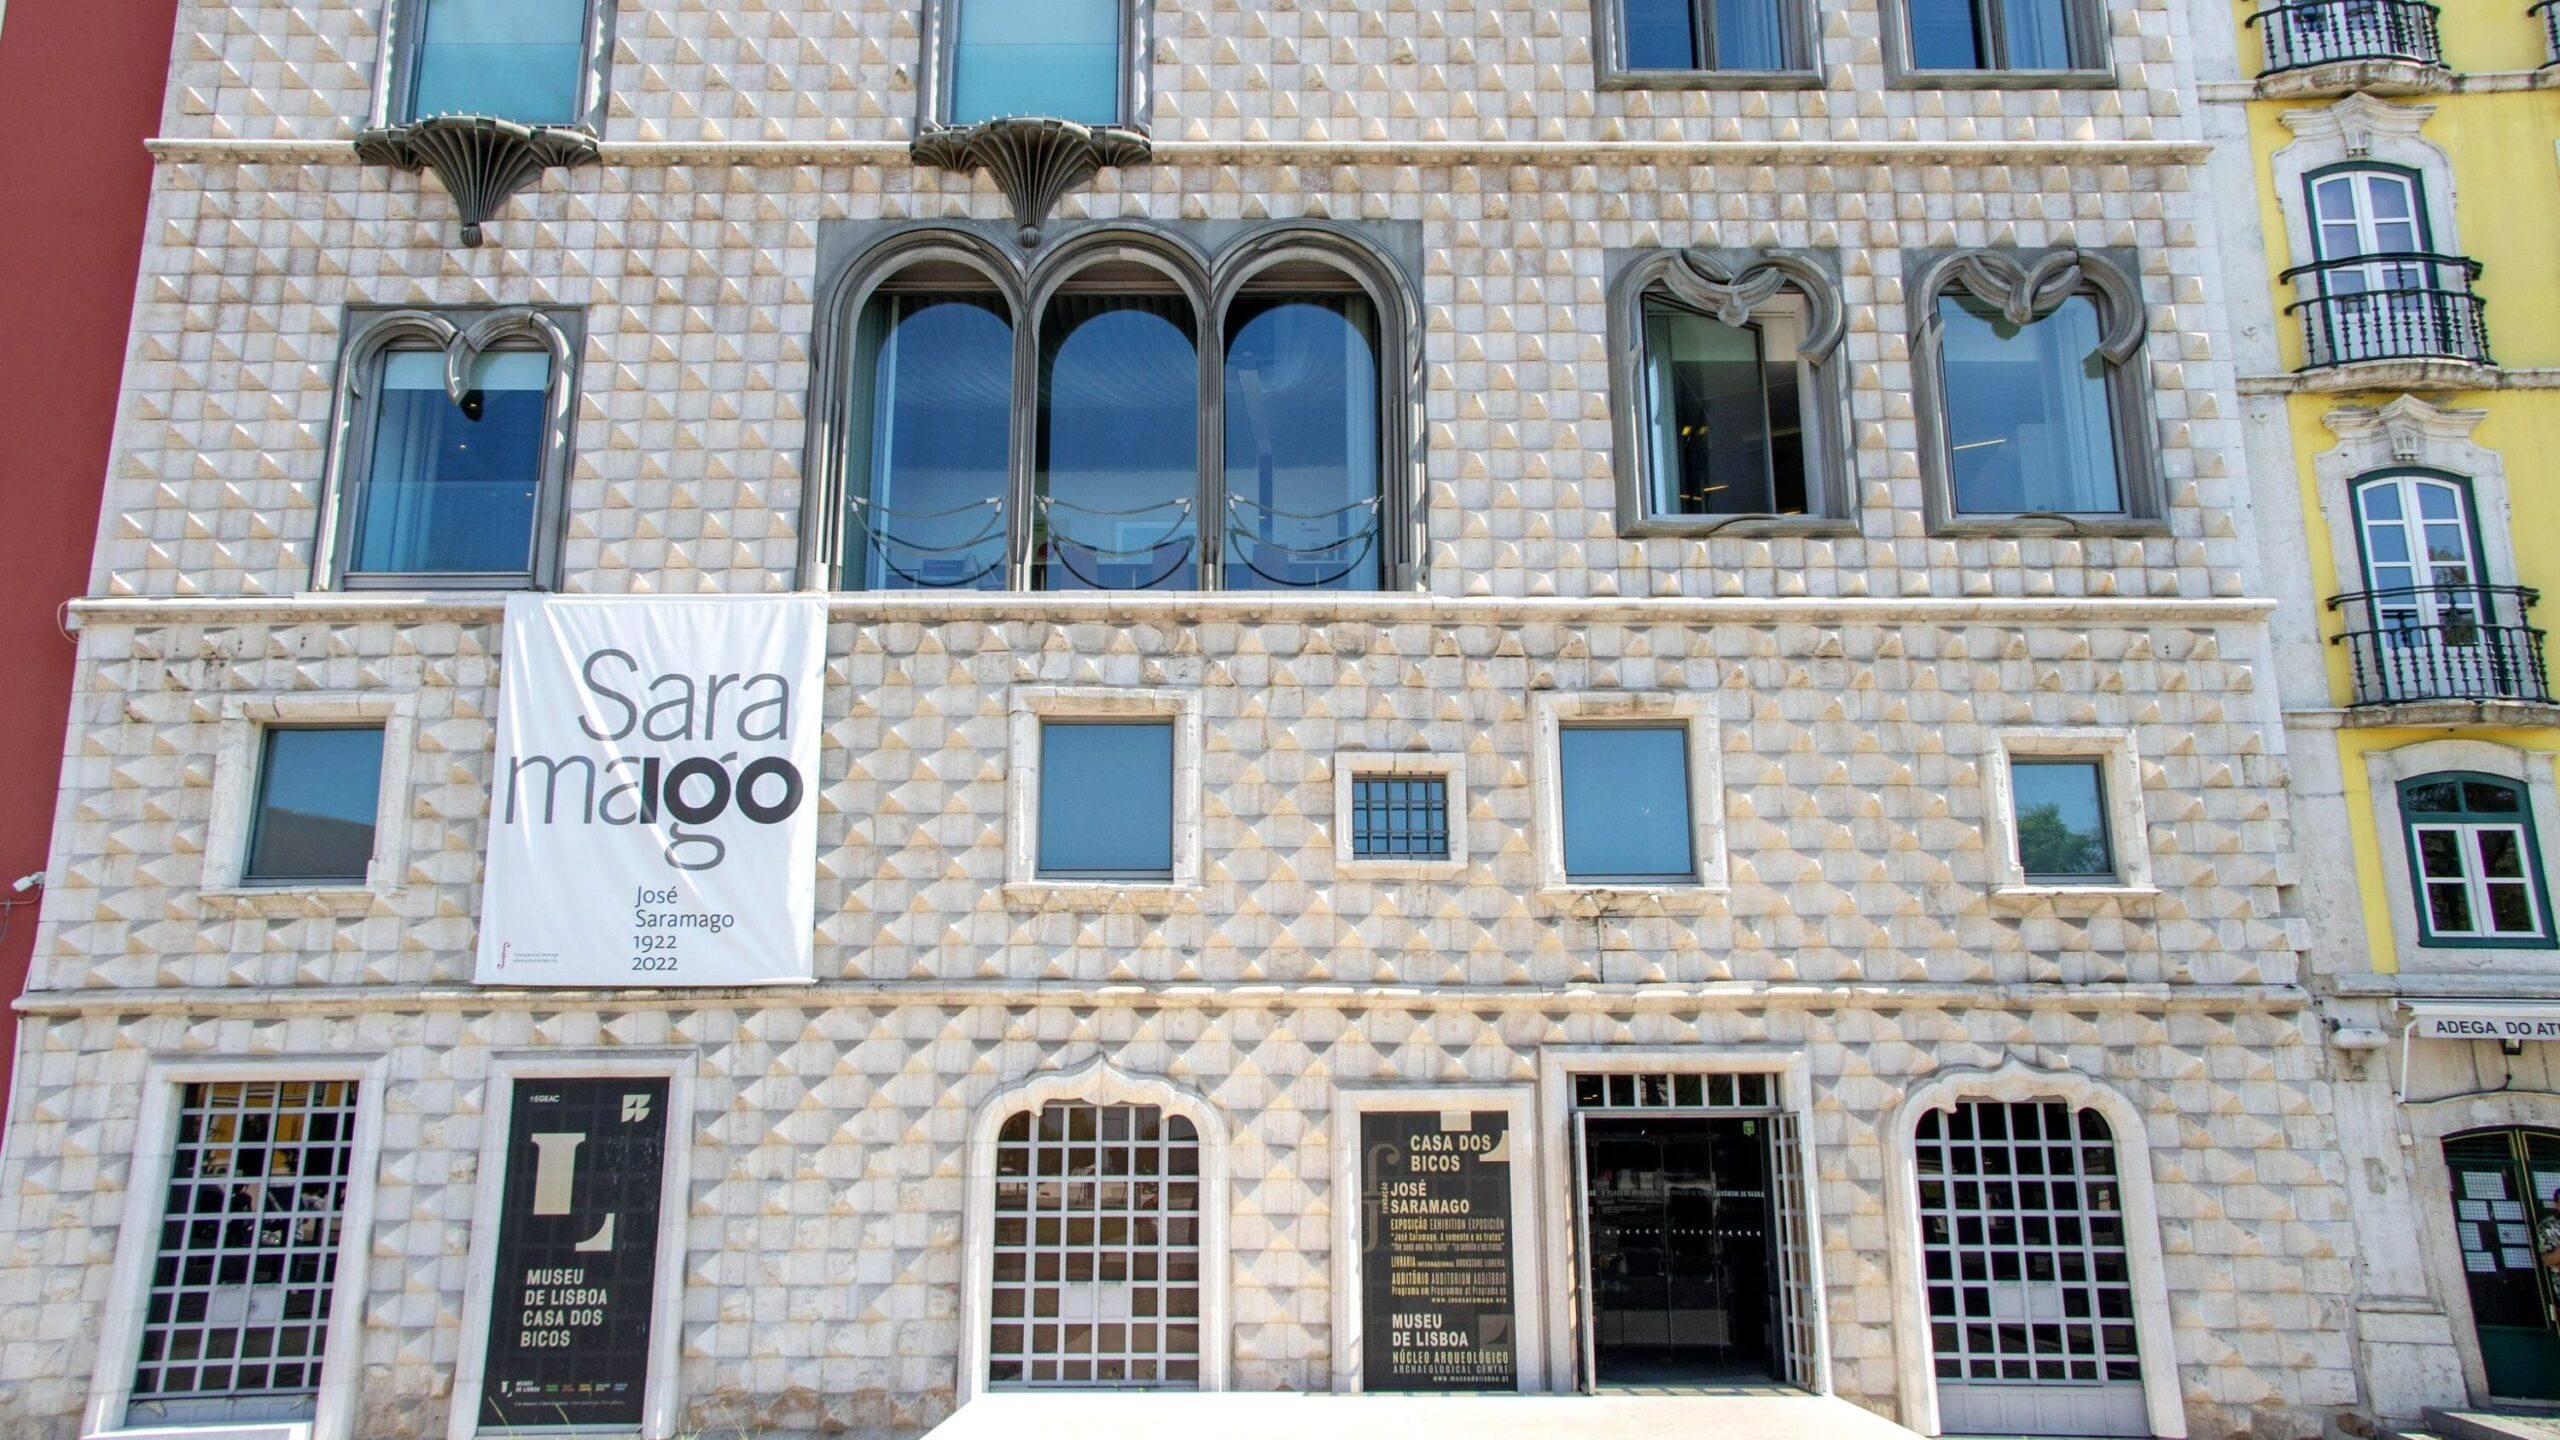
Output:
[{"xmin": 1907, "ymin": 245, "xmax": 2167, "ymax": 538}]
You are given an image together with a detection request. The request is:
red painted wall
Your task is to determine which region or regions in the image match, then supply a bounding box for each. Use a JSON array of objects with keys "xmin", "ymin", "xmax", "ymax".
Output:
[{"xmin": 0, "ymin": 0, "xmax": 182, "ymax": 1119}]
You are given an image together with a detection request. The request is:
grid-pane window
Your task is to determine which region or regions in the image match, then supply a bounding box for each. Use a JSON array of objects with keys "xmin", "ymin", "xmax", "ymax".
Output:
[
  {"xmin": 133, "ymin": 1081, "xmax": 360, "ymax": 1413},
  {"xmin": 2402, "ymin": 773, "xmax": 2550, "ymax": 943},
  {"xmin": 244, "ymin": 728, "xmax": 386, "ymax": 886},
  {"xmin": 1570, "ymin": 1070, "xmax": 1774, "ymax": 1110},
  {"xmin": 408, "ymin": 0, "xmax": 589, "ymax": 125},
  {"xmin": 989, "ymin": 1102, "xmax": 1201, "ymax": 1388},
  {"xmin": 1917, "ymin": 1100, "xmax": 2140, "ymax": 1386},
  {"xmin": 1350, "ymin": 776, "xmax": 1449, "ymax": 859}
]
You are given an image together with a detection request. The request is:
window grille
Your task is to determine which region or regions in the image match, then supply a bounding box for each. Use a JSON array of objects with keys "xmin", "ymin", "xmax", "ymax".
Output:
[
  {"xmin": 1571, "ymin": 1071, "xmax": 1775, "ymax": 1110},
  {"xmin": 1350, "ymin": 776, "xmax": 1450, "ymax": 859},
  {"xmin": 990, "ymin": 1101, "xmax": 1201, "ymax": 1387},
  {"xmin": 134, "ymin": 1080, "xmax": 360, "ymax": 1407},
  {"xmin": 1917, "ymin": 1100, "xmax": 2140, "ymax": 1385}
]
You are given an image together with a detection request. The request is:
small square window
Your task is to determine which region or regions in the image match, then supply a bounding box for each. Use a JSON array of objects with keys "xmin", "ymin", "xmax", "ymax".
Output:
[
  {"xmin": 2010, "ymin": 759, "xmax": 2114, "ymax": 881},
  {"xmin": 1350, "ymin": 777, "xmax": 1450, "ymax": 859},
  {"xmin": 245, "ymin": 728, "xmax": 387, "ymax": 886},
  {"xmin": 1560, "ymin": 726, "xmax": 1695, "ymax": 883},
  {"xmin": 1038, "ymin": 721, "xmax": 1173, "ymax": 879}
]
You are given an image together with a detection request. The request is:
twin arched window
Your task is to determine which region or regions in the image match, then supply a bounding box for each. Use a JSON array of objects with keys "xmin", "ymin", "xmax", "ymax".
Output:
[{"xmin": 824, "ymin": 227, "xmax": 1415, "ymax": 593}]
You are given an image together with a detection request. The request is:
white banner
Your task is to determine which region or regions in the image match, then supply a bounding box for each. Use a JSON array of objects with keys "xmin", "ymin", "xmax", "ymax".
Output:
[
  {"xmin": 2404, "ymin": 1001, "xmax": 2560, "ymax": 1043},
  {"xmin": 476, "ymin": 595, "xmax": 826, "ymax": 987}
]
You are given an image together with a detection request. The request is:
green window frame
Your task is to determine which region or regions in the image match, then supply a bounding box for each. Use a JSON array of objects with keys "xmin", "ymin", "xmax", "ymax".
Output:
[{"xmin": 2398, "ymin": 771, "xmax": 2557, "ymax": 948}]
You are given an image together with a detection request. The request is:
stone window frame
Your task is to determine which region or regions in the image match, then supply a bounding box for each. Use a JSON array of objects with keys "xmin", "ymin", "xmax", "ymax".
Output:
[
  {"xmin": 1881, "ymin": 1061, "xmax": 2185, "ymax": 1440},
  {"xmin": 1531, "ymin": 1044, "xmax": 1827, "ymax": 1395},
  {"xmin": 1528, "ymin": 691, "xmax": 1728, "ymax": 910},
  {"xmin": 2364, "ymin": 739, "xmax": 2560, "ymax": 975},
  {"xmin": 1880, "ymin": 0, "xmax": 2118, "ymax": 86},
  {"xmin": 1004, "ymin": 685, "xmax": 1205, "ymax": 908},
  {"xmin": 444, "ymin": 1050, "xmax": 696, "ymax": 1440},
  {"xmin": 1606, "ymin": 248, "xmax": 1857, "ymax": 539},
  {"xmin": 1328, "ymin": 1084, "xmax": 1546, "ymax": 1392},
  {"xmin": 1908, "ymin": 246, "xmax": 2167, "ymax": 538},
  {"xmin": 310, "ymin": 306, "xmax": 584, "ymax": 593},
  {"xmin": 1588, "ymin": 0, "xmax": 1824, "ymax": 89},
  {"xmin": 1980, "ymin": 726, "xmax": 2159, "ymax": 910},
  {"xmin": 957, "ymin": 1057, "xmax": 1232, "ymax": 1404},
  {"xmin": 2311, "ymin": 396, "xmax": 2518, "ymax": 611},
  {"xmin": 2271, "ymin": 95, "xmax": 2460, "ymax": 284},
  {"xmin": 916, "ymin": 0, "xmax": 1157, "ymax": 133},
  {"xmin": 200, "ymin": 692, "xmax": 419, "ymax": 918},
  {"xmin": 1331, "ymin": 751, "xmax": 1470, "ymax": 881},
  {"xmin": 366, "ymin": 0, "xmax": 618, "ymax": 131},
  {"xmin": 82, "ymin": 1053, "xmax": 392, "ymax": 1440},
  {"xmin": 801, "ymin": 220, "xmax": 1427, "ymax": 593}
]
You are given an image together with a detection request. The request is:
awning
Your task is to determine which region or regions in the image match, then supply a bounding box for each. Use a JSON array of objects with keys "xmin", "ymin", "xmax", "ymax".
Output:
[
  {"xmin": 926, "ymin": 1391, "xmax": 1925, "ymax": 1440},
  {"xmin": 2399, "ymin": 999, "xmax": 2560, "ymax": 1043}
]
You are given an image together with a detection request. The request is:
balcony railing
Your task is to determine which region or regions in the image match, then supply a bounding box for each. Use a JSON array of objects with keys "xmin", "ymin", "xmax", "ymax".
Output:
[
  {"xmin": 2331, "ymin": 585, "xmax": 2552, "ymax": 706},
  {"xmin": 2249, "ymin": 0, "xmax": 2443, "ymax": 74},
  {"xmin": 2281, "ymin": 253, "xmax": 2490, "ymax": 371},
  {"xmin": 2535, "ymin": 0, "xmax": 2560, "ymax": 66}
]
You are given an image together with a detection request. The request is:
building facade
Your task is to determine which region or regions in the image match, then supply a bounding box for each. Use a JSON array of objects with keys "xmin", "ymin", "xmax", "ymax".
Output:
[
  {"xmin": 2203, "ymin": 0, "xmax": 2560, "ymax": 1419},
  {"xmin": 0, "ymin": 3, "xmax": 2377, "ymax": 1440}
]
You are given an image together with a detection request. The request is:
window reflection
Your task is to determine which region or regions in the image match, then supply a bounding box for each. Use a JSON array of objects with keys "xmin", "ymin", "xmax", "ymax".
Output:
[
  {"xmin": 2010, "ymin": 759, "xmax": 2113, "ymax": 880},
  {"xmin": 1223, "ymin": 294, "xmax": 1382, "ymax": 591},
  {"xmin": 1938, "ymin": 293, "xmax": 2124, "ymax": 515},
  {"xmin": 952, "ymin": 0, "xmax": 1122, "ymax": 126},
  {"xmin": 1039, "ymin": 722, "xmax": 1175, "ymax": 878},
  {"xmin": 409, "ymin": 0, "xmax": 588, "ymax": 124},
  {"xmin": 1560, "ymin": 727, "xmax": 1695, "ymax": 882},
  {"xmin": 1642, "ymin": 300, "xmax": 1807, "ymax": 518},
  {"xmin": 247, "ymin": 728, "xmax": 387, "ymax": 886},
  {"xmin": 847, "ymin": 294, "xmax": 1013, "ymax": 591},
  {"xmin": 1037, "ymin": 293, "xmax": 1200, "ymax": 591},
  {"xmin": 354, "ymin": 348, "xmax": 548, "ymax": 578}
]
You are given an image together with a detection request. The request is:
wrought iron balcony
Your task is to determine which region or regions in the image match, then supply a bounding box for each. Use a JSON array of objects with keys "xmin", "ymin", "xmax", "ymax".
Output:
[
  {"xmin": 2249, "ymin": 0, "xmax": 2444, "ymax": 75},
  {"xmin": 2282, "ymin": 253, "xmax": 2490, "ymax": 373},
  {"xmin": 2331, "ymin": 585, "xmax": 2552, "ymax": 706},
  {"xmin": 2536, "ymin": 0, "xmax": 2560, "ymax": 66}
]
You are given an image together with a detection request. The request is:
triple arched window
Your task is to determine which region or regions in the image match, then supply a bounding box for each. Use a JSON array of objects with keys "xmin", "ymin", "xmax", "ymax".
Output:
[{"xmin": 811, "ymin": 225, "xmax": 1420, "ymax": 593}]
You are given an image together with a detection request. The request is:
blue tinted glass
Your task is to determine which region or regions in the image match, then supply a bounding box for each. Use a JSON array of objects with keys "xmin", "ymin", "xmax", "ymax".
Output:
[
  {"xmin": 1715, "ymin": 0, "xmax": 1790, "ymax": 68},
  {"xmin": 2011, "ymin": 760, "xmax": 2112, "ymax": 878},
  {"xmin": 1907, "ymin": 0, "xmax": 1987, "ymax": 68},
  {"xmin": 410, "ymin": 0, "xmax": 588, "ymax": 123},
  {"xmin": 850, "ymin": 295, "xmax": 1013, "ymax": 590},
  {"xmin": 1039, "ymin": 722, "xmax": 1174, "ymax": 877},
  {"xmin": 1622, "ymin": 0, "xmax": 1701, "ymax": 68},
  {"xmin": 2001, "ymin": 0, "xmax": 2075, "ymax": 69},
  {"xmin": 1560, "ymin": 727, "xmax": 1693, "ymax": 881},
  {"xmin": 353, "ymin": 349, "xmax": 547, "ymax": 577},
  {"xmin": 952, "ymin": 0, "xmax": 1122, "ymax": 125},
  {"xmin": 1037, "ymin": 294, "xmax": 1199, "ymax": 591},
  {"xmin": 247, "ymin": 728, "xmax": 387, "ymax": 884},
  {"xmin": 1939, "ymin": 294, "xmax": 2123, "ymax": 515},
  {"xmin": 1223, "ymin": 294, "xmax": 1381, "ymax": 591}
]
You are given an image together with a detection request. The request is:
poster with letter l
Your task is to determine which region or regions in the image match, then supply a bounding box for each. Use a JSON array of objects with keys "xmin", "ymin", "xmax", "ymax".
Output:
[{"xmin": 475, "ymin": 595, "xmax": 825, "ymax": 987}]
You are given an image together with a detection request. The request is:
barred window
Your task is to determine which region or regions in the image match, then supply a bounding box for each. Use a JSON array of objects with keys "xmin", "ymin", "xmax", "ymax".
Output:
[
  {"xmin": 132, "ymin": 1080, "xmax": 359, "ymax": 1419},
  {"xmin": 989, "ymin": 1102, "xmax": 1201, "ymax": 1388},
  {"xmin": 1350, "ymin": 776, "xmax": 1450, "ymax": 859}
]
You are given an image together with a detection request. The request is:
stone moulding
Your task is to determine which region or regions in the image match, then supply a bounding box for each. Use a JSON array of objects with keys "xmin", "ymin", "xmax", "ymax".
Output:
[
  {"xmin": 2256, "ymin": 57, "xmax": 2455, "ymax": 100},
  {"xmin": 910, "ymin": 116, "xmax": 1153, "ymax": 247},
  {"xmin": 353, "ymin": 115, "xmax": 602, "ymax": 248}
]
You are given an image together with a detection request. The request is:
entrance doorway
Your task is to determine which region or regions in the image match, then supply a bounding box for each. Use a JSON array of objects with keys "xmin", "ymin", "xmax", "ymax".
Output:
[
  {"xmin": 1569, "ymin": 1072, "xmax": 1820, "ymax": 1391},
  {"xmin": 2442, "ymin": 1127, "xmax": 2560, "ymax": 1401}
]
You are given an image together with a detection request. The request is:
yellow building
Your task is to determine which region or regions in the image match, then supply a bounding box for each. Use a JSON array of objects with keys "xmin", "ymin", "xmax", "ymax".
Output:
[{"xmin": 2217, "ymin": 0, "xmax": 2560, "ymax": 1419}]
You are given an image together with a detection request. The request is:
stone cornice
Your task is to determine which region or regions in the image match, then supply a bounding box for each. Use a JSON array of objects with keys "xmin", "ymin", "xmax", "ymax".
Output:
[
  {"xmin": 62, "ymin": 593, "xmax": 2280, "ymax": 630},
  {"xmin": 12, "ymin": 979, "xmax": 2312, "ymax": 1019},
  {"xmin": 144, "ymin": 135, "xmax": 2214, "ymax": 169}
]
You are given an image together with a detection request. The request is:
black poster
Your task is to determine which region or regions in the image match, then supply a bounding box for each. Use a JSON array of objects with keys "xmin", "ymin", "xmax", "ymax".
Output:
[
  {"xmin": 480, "ymin": 1077, "xmax": 669, "ymax": 1430},
  {"xmin": 1359, "ymin": 1109, "xmax": 1517, "ymax": 1391}
]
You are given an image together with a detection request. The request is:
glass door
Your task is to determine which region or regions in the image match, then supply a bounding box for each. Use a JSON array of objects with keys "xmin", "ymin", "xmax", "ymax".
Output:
[
  {"xmin": 1575, "ymin": 1114, "xmax": 1777, "ymax": 1385},
  {"xmin": 2354, "ymin": 474, "xmax": 2490, "ymax": 697},
  {"xmin": 2443, "ymin": 1129, "xmax": 2560, "ymax": 1401},
  {"xmin": 2310, "ymin": 169, "xmax": 2431, "ymax": 363}
]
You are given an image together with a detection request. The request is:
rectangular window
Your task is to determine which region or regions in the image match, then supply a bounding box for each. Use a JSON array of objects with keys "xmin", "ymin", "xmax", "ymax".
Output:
[
  {"xmin": 1038, "ymin": 721, "xmax": 1174, "ymax": 879},
  {"xmin": 1938, "ymin": 293, "xmax": 2124, "ymax": 516},
  {"xmin": 1559, "ymin": 726, "xmax": 1695, "ymax": 883},
  {"xmin": 353, "ymin": 349, "xmax": 550, "ymax": 578},
  {"xmin": 1904, "ymin": 0, "xmax": 2092, "ymax": 72},
  {"xmin": 1350, "ymin": 776, "xmax": 1450, "ymax": 860},
  {"xmin": 132, "ymin": 1080, "xmax": 359, "ymax": 1417},
  {"xmin": 244, "ymin": 728, "xmax": 386, "ymax": 886},
  {"xmin": 2414, "ymin": 824, "xmax": 2543, "ymax": 938},
  {"xmin": 1619, "ymin": 0, "xmax": 1795, "ymax": 71},
  {"xmin": 2010, "ymin": 758, "xmax": 2115, "ymax": 881},
  {"xmin": 950, "ymin": 0, "xmax": 1123, "ymax": 126},
  {"xmin": 1642, "ymin": 300, "xmax": 1808, "ymax": 518},
  {"xmin": 408, "ymin": 0, "xmax": 590, "ymax": 125}
]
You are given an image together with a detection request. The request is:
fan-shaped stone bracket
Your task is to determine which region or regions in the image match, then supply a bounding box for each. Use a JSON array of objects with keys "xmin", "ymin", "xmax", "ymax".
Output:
[
  {"xmin": 354, "ymin": 115, "xmax": 602, "ymax": 249},
  {"xmin": 911, "ymin": 116, "xmax": 1153, "ymax": 249}
]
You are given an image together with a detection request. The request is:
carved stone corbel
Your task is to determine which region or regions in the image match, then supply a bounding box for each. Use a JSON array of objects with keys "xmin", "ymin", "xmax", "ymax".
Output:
[
  {"xmin": 912, "ymin": 116, "xmax": 1153, "ymax": 248},
  {"xmin": 354, "ymin": 115, "xmax": 601, "ymax": 249}
]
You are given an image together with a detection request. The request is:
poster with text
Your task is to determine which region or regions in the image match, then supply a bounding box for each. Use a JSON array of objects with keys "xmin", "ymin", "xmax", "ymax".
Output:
[
  {"xmin": 475, "ymin": 595, "xmax": 825, "ymax": 987},
  {"xmin": 1360, "ymin": 1109, "xmax": 1517, "ymax": 1391},
  {"xmin": 480, "ymin": 1077, "xmax": 669, "ymax": 1430}
]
